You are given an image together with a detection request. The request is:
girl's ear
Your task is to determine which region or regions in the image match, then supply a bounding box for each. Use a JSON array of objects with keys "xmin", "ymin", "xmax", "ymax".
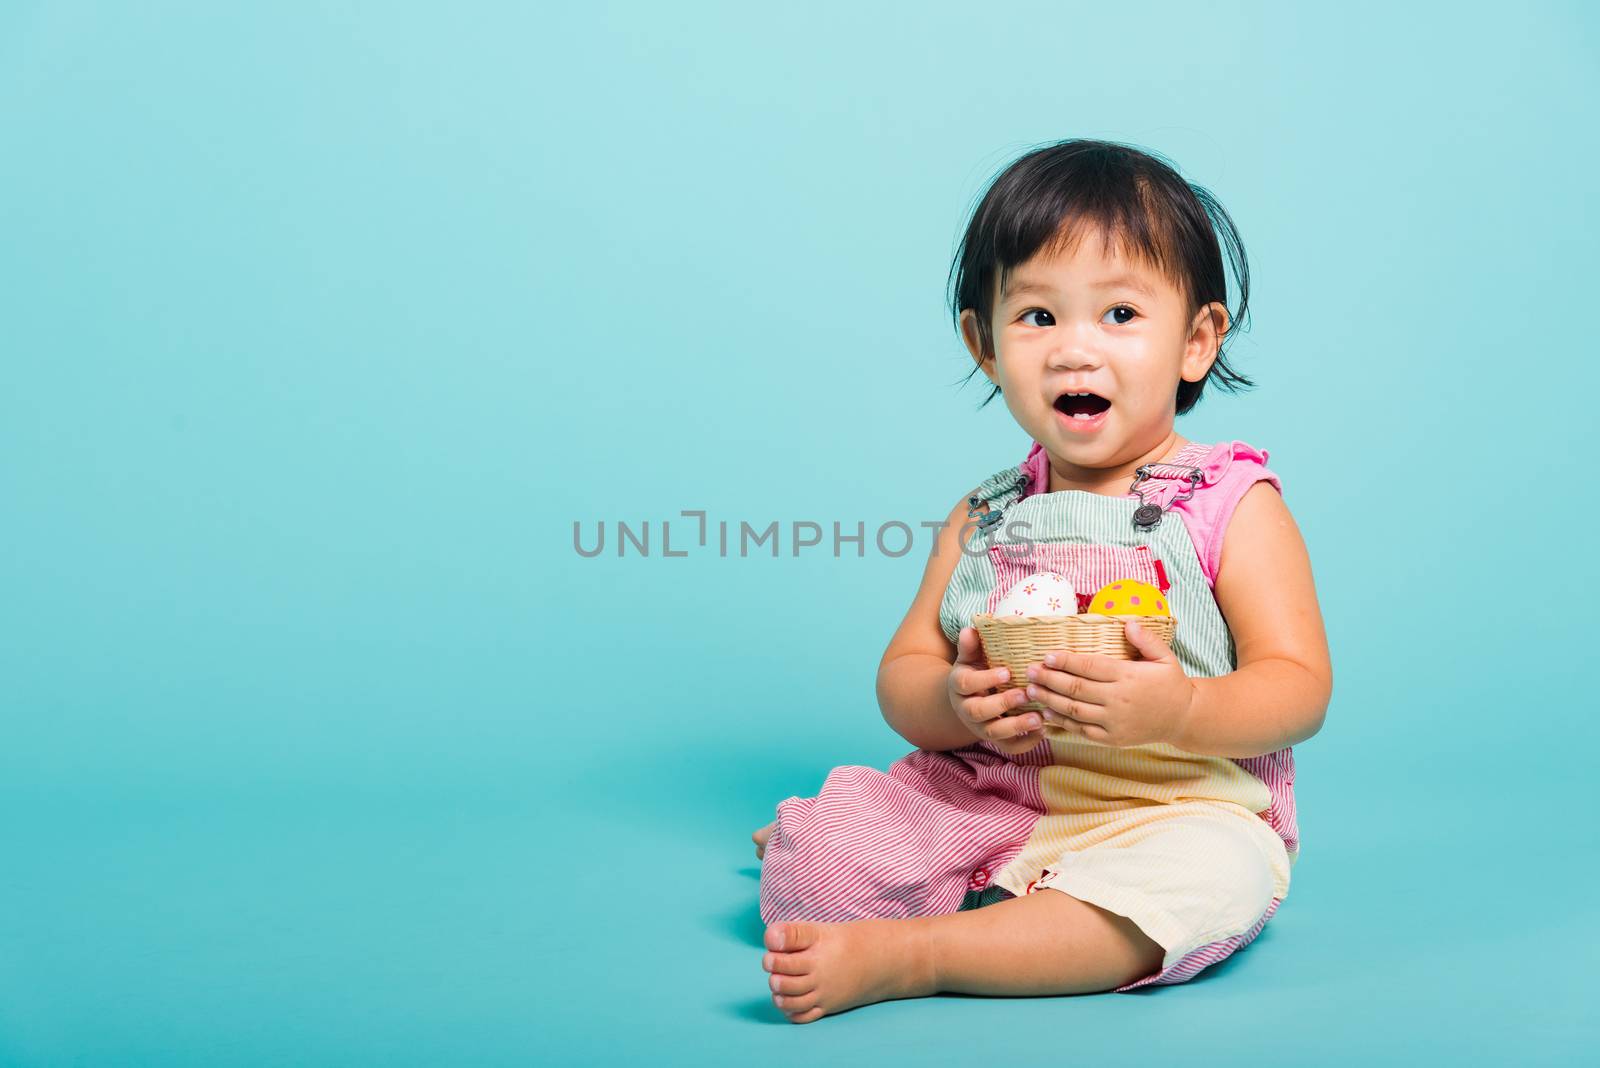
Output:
[
  {"xmin": 959, "ymin": 309, "xmax": 999, "ymax": 384},
  {"xmin": 1180, "ymin": 301, "xmax": 1227, "ymax": 383}
]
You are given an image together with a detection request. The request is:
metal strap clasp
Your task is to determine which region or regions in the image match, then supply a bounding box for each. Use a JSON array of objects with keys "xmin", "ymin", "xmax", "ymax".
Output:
[
  {"xmin": 967, "ymin": 494, "xmax": 1003, "ymax": 535},
  {"xmin": 1128, "ymin": 464, "xmax": 1204, "ymax": 532}
]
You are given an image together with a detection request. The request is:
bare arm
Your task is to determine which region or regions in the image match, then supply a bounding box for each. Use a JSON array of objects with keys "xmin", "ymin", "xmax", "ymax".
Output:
[
  {"xmin": 1172, "ymin": 481, "xmax": 1333, "ymax": 758},
  {"xmin": 876, "ymin": 493, "xmax": 991, "ymax": 751}
]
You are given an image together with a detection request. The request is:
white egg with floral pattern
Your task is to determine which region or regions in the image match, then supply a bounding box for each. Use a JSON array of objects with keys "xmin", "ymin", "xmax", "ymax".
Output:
[{"xmin": 991, "ymin": 570, "xmax": 1079, "ymax": 617}]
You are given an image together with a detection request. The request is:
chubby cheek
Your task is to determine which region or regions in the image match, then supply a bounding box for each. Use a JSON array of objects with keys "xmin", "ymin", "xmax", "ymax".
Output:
[
  {"xmin": 1111, "ymin": 383, "xmax": 1148, "ymax": 414},
  {"xmin": 1104, "ymin": 366, "xmax": 1164, "ymax": 417},
  {"xmin": 1113, "ymin": 352, "xmax": 1183, "ymax": 412},
  {"xmin": 1001, "ymin": 389, "xmax": 1048, "ymax": 436},
  {"xmin": 993, "ymin": 355, "xmax": 1044, "ymax": 407},
  {"xmin": 1110, "ymin": 397, "xmax": 1159, "ymax": 437}
]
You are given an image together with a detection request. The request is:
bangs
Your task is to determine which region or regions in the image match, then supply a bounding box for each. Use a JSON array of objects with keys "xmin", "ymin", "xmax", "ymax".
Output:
[{"xmin": 991, "ymin": 178, "xmax": 1192, "ymax": 308}]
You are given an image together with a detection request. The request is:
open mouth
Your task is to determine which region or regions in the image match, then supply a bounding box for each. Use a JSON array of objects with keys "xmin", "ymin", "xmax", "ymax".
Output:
[{"xmin": 1053, "ymin": 391, "xmax": 1112, "ymax": 420}]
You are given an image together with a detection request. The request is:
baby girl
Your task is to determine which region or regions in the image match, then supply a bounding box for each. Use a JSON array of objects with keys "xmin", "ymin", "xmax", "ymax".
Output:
[{"xmin": 751, "ymin": 138, "xmax": 1332, "ymax": 1023}]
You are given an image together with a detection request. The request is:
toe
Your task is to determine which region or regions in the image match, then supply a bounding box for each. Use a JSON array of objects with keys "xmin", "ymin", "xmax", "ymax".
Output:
[
  {"xmin": 764, "ymin": 921, "xmax": 821, "ymax": 953},
  {"xmin": 762, "ymin": 951, "xmax": 812, "ymax": 976},
  {"xmin": 768, "ymin": 972, "xmax": 814, "ymax": 996},
  {"xmin": 773, "ymin": 991, "xmax": 819, "ymax": 1016},
  {"xmin": 788, "ymin": 1006, "xmax": 826, "ymax": 1024}
]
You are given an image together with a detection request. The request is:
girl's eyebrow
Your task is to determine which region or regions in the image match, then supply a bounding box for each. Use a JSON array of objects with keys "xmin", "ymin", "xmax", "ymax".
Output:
[{"xmin": 1005, "ymin": 274, "xmax": 1157, "ymax": 300}]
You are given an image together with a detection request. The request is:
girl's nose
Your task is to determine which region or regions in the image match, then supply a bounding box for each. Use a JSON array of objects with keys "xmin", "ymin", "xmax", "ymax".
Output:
[{"xmin": 1047, "ymin": 346, "xmax": 1102, "ymax": 371}]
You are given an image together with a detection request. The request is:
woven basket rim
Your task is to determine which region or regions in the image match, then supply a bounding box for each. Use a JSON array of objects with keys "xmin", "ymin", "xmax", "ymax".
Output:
[{"xmin": 972, "ymin": 612, "xmax": 1175, "ymax": 624}]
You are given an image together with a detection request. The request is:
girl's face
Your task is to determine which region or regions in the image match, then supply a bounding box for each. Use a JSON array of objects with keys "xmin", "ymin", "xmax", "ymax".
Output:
[{"xmin": 960, "ymin": 230, "xmax": 1225, "ymax": 480}]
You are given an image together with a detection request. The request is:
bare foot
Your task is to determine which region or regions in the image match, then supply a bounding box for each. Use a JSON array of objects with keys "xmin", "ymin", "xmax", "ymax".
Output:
[
  {"xmin": 760, "ymin": 918, "xmax": 935, "ymax": 1024},
  {"xmin": 752, "ymin": 820, "xmax": 776, "ymax": 859}
]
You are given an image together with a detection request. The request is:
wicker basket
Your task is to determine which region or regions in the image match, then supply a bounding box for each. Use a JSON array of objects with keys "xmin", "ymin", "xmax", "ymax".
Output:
[{"xmin": 972, "ymin": 613, "xmax": 1177, "ymax": 713}]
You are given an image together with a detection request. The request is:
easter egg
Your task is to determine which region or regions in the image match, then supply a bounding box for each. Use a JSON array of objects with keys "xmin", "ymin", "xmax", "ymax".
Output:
[
  {"xmin": 992, "ymin": 570, "xmax": 1079, "ymax": 617},
  {"xmin": 1086, "ymin": 579, "xmax": 1169, "ymax": 616}
]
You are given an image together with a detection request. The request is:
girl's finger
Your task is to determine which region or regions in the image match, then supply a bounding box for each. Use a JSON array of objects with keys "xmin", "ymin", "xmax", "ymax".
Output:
[
  {"xmin": 986, "ymin": 708, "xmax": 1043, "ymax": 741},
  {"xmin": 994, "ymin": 732, "xmax": 1043, "ymax": 755},
  {"xmin": 957, "ymin": 664, "xmax": 1014, "ymax": 697},
  {"xmin": 1079, "ymin": 721, "xmax": 1112, "ymax": 743},
  {"xmin": 954, "ymin": 627, "xmax": 989, "ymax": 667},
  {"xmin": 1047, "ymin": 713, "xmax": 1110, "ymax": 744},
  {"xmin": 1027, "ymin": 666, "xmax": 1111, "ymax": 707},
  {"xmin": 963, "ymin": 688, "xmax": 1028, "ymax": 724},
  {"xmin": 1027, "ymin": 685, "xmax": 1105, "ymax": 724},
  {"xmin": 1043, "ymin": 650, "xmax": 1123, "ymax": 682}
]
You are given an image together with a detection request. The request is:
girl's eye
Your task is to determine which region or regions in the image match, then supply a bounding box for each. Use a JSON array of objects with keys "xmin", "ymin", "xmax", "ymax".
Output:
[
  {"xmin": 1103, "ymin": 305, "xmax": 1137, "ymax": 325},
  {"xmin": 1019, "ymin": 306, "xmax": 1138, "ymax": 328}
]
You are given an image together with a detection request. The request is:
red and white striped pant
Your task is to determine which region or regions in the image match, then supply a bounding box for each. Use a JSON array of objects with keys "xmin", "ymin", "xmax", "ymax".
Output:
[{"xmin": 758, "ymin": 744, "xmax": 1288, "ymax": 992}]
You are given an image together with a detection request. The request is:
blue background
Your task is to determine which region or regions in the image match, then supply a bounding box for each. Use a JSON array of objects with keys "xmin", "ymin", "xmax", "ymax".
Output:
[{"xmin": 3, "ymin": 1, "xmax": 1595, "ymax": 1064}]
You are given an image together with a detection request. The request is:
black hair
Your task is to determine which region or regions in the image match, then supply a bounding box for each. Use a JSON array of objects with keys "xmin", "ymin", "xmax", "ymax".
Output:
[{"xmin": 947, "ymin": 138, "xmax": 1254, "ymax": 415}]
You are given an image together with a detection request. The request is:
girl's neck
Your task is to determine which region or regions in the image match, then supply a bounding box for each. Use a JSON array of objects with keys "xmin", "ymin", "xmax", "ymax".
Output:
[{"xmin": 1045, "ymin": 432, "xmax": 1191, "ymax": 497}]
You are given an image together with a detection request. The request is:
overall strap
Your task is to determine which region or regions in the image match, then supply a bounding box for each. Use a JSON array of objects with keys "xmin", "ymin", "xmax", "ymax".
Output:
[
  {"xmin": 1127, "ymin": 441, "xmax": 1217, "ymax": 532},
  {"xmin": 1015, "ymin": 440, "xmax": 1216, "ymax": 533},
  {"xmin": 965, "ymin": 465, "xmax": 1030, "ymax": 537}
]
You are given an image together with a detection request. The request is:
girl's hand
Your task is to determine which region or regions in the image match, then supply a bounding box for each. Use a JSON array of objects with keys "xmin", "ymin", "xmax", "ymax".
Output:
[
  {"xmin": 1024, "ymin": 621, "xmax": 1197, "ymax": 748},
  {"xmin": 949, "ymin": 627, "xmax": 1046, "ymax": 755}
]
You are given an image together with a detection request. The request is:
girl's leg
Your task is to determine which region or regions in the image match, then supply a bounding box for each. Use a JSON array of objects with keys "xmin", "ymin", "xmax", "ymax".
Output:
[
  {"xmin": 762, "ymin": 885, "xmax": 1165, "ymax": 1023},
  {"xmin": 760, "ymin": 753, "xmax": 1042, "ymax": 924}
]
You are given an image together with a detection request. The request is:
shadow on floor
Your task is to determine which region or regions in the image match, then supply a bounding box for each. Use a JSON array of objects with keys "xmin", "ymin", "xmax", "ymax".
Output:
[
  {"xmin": 717, "ymin": 884, "xmax": 768, "ymax": 949},
  {"xmin": 1115, "ymin": 922, "xmax": 1278, "ymax": 994},
  {"xmin": 725, "ymin": 996, "xmax": 789, "ymax": 1025}
]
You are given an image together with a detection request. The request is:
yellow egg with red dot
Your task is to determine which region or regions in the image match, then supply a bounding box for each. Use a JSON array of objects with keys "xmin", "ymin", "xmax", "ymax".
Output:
[{"xmin": 1087, "ymin": 579, "xmax": 1169, "ymax": 616}]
